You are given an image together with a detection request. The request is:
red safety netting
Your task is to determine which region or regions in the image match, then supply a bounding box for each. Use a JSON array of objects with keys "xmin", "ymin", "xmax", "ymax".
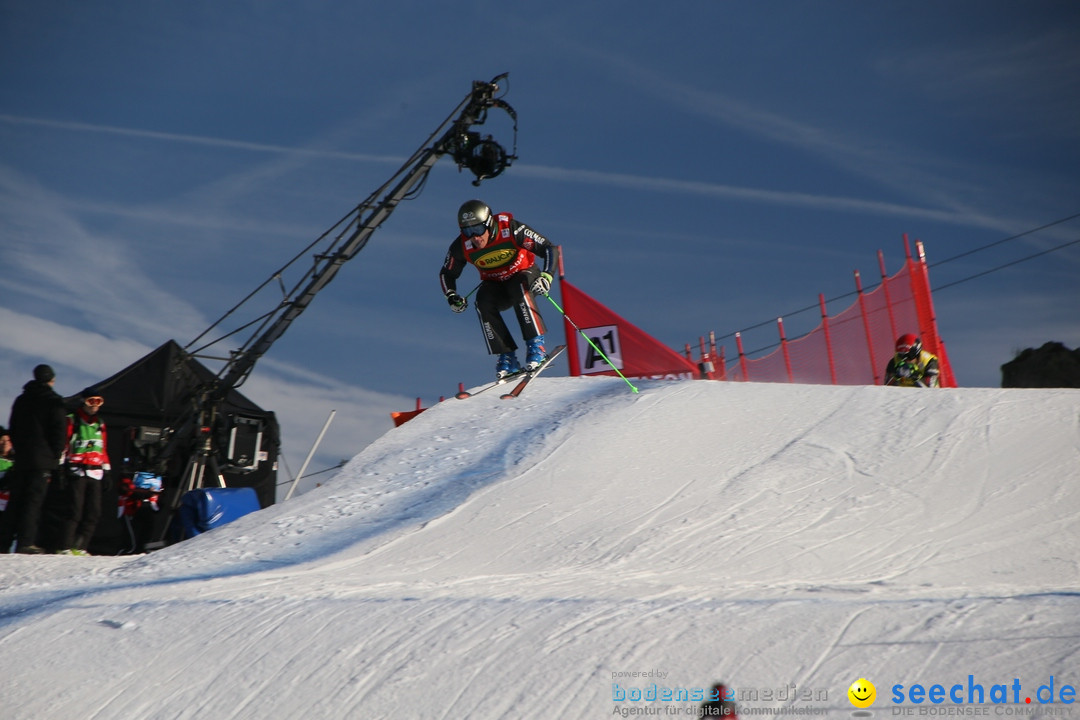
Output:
[{"xmin": 721, "ymin": 239, "xmax": 956, "ymax": 387}]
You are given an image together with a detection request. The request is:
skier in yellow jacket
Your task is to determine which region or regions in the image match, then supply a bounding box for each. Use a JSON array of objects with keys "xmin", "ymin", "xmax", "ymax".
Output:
[{"xmin": 884, "ymin": 334, "xmax": 940, "ymax": 387}]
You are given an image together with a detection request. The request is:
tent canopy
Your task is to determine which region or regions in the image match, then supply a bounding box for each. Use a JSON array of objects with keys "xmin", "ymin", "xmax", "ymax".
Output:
[{"xmin": 79, "ymin": 340, "xmax": 279, "ymax": 553}]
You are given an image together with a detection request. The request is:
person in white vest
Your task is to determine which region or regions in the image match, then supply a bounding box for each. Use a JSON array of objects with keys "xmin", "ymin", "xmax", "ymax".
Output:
[{"xmin": 55, "ymin": 392, "xmax": 111, "ymax": 555}]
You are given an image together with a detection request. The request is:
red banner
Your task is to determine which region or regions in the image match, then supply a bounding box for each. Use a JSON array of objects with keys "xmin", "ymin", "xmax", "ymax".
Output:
[{"xmin": 559, "ymin": 279, "xmax": 700, "ymax": 380}]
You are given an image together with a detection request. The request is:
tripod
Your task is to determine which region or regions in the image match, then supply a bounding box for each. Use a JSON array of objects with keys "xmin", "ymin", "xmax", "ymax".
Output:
[{"xmin": 150, "ymin": 426, "xmax": 226, "ymax": 549}]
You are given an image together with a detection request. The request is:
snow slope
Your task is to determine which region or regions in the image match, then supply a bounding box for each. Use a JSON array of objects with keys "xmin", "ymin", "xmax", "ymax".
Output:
[{"xmin": 1, "ymin": 378, "xmax": 1078, "ymax": 719}]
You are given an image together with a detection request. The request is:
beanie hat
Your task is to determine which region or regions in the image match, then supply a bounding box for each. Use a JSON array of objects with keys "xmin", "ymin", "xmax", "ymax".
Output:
[{"xmin": 33, "ymin": 364, "xmax": 56, "ymax": 383}]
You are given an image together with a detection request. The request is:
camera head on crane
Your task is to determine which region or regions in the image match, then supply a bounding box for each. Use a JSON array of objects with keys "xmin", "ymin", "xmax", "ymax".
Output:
[{"xmin": 449, "ymin": 73, "xmax": 517, "ymax": 186}]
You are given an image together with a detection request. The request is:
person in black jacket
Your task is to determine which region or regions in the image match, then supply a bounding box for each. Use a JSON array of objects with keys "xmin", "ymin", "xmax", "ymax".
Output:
[
  {"xmin": 1, "ymin": 364, "xmax": 68, "ymax": 553},
  {"xmin": 699, "ymin": 683, "xmax": 738, "ymax": 718},
  {"xmin": 439, "ymin": 199, "xmax": 557, "ymax": 380}
]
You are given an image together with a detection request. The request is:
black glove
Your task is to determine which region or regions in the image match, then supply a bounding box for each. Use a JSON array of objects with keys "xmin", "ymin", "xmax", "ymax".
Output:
[
  {"xmin": 446, "ymin": 291, "xmax": 468, "ymax": 313},
  {"xmin": 531, "ymin": 272, "xmax": 553, "ymax": 296}
]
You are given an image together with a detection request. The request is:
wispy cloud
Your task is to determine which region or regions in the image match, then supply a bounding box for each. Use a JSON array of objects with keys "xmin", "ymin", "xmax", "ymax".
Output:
[
  {"xmin": 0, "ymin": 165, "xmax": 208, "ymax": 341},
  {"xmin": 0, "ymin": 307, "xmax": 152, "ymax": 381},
  {"xmin": 513, "ymin": 163, "xmax": 1010, "ymax": 232},
  {"xmin": 0, "ymin": 114, "xmax": 405, "ymax": 165},
  {"xmin": 0, "ymin": 110, "xmax": 1011, "ymax": 235},
  {"xmin": 549, "ymin": 42, "xmax": 1044, "ymax": 235},
  {"xmin": 876, "ymin": 29, "xmax": 1080, "ymax": 140},
  {"xmin": 54, "ymin": 196, "xmax": 321, "ymax": 237}
]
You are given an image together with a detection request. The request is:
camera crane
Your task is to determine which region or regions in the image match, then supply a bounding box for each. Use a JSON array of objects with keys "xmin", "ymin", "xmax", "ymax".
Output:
[{"xmin": 157, "ymin": 74, "xmax": 517, "ymax": 528}]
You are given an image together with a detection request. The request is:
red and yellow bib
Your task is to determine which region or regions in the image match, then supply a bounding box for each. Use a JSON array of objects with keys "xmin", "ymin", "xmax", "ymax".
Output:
[{"xmin": 462, "ymin": 213, "xmax": 535, "ymax": 282}]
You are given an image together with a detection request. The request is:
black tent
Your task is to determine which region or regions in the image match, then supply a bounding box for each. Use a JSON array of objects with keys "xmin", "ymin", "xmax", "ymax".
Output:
[{"xmin": 80, "ymin": 340, "xmax": 279, "ymax": 554}]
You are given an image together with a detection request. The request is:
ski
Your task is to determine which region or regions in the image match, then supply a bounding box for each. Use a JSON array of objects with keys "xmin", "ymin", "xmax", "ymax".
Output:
[
  {"xmin": 454, "ymin": 370, "xmax": 526, "ymax": 399},
  {"xmin": 500, "ymin": 345, "xmax": 566, "ymax": 399}
]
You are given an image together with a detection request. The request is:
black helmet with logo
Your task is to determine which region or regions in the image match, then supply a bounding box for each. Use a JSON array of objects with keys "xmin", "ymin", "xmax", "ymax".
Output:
[{"xmin": 457, "ymin": 199, "xmax": 495, "ymax": 237}]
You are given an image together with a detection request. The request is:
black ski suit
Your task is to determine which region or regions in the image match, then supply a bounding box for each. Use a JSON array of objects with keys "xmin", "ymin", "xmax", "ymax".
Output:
[{"xmin": 439, "ymin": 211, "xmax": 556, "ymax": 355}]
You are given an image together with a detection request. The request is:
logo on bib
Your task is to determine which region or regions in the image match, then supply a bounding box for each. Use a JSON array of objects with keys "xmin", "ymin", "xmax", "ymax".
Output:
[{"xmin": 475, "ymin": 248, "xmax": 515, "ymax": 269}]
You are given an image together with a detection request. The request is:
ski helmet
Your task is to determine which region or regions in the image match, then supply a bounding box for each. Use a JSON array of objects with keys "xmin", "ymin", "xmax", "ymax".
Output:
[
  {"xmin": 895, "ymin": 333, "xmax": 921, "ymax": 360},
  {"xmin": 457, "ymin": 199, "xmax": 494, "ymax": 237}
]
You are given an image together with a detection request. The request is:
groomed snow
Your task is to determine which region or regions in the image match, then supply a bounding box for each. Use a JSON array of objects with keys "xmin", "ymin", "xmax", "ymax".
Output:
[{"xmin": 1, "ymin": 377, "xmax": 1078, "ymax": 719}]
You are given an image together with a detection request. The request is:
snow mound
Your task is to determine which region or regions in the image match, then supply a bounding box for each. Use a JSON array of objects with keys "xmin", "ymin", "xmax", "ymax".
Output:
[{"xmin": 1, "ymin": 377, "xmax": 1078, "ymax": 719}]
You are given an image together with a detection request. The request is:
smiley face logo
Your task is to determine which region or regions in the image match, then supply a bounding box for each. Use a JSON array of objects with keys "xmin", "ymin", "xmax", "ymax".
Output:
[{"xmin": 848, "ymin": 678, "xmax": 876, "ymax": 708}]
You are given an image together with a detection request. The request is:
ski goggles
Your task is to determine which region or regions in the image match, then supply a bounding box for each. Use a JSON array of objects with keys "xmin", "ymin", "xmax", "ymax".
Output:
[
  {"xmin": 85, "ymin": 396, "xmax": 104, "ymax": 407},
  {"xmin": 461, "ymin": 223, "xmax": 488, "ymax": 238}
]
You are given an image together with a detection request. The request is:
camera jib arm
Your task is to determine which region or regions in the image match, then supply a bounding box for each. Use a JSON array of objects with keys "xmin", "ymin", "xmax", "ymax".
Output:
[
  {"xmin": 215, "ymin": 73, "xmax": 516, "ymax": 397},
  {"xmin": 158, "ymin": 74, "xmax": 516, "ymax": 527}
]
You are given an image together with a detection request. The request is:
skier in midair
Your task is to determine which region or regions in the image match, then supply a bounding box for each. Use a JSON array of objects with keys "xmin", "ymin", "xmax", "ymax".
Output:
[{"xmin": 439, "ymin": 199, "xmax": 556, "ymax": 379}]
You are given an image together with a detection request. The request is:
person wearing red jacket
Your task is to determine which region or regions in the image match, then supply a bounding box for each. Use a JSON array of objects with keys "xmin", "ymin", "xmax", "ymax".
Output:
[
  {"xmin": 55, "ymin": 393, "xmax": 111, "ymax": 555},
  {"xmin": 439, "ymin": 199, "xmax": 557, "ymax": 379}
]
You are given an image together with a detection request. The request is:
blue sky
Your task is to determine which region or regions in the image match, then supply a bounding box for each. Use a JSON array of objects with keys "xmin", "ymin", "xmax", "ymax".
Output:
[{"xmin": 2, "ymin": 2, "xmax": 1078, "ymax": 482}]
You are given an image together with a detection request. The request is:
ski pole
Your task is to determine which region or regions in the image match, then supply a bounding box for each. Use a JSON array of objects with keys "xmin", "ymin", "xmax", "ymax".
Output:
[{"xmin": 543, "ymin": 294, "xmax": 638, "ymax": 394}]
